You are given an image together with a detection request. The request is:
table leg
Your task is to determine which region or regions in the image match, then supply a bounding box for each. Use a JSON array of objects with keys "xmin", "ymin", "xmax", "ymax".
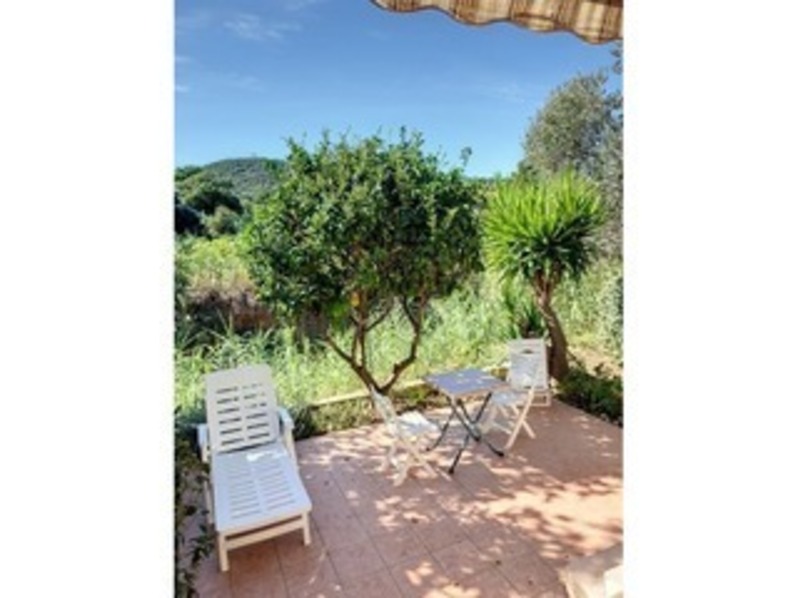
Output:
[
  {"xmin": 457, "ymin": 395, "xmax": 505, "ymax": 458},
  {"xmin": 449, "ymin": 430, "xmax": 471, "ymax": 474},
  {"xmin": 429, "ymin": 406, "xmax": 457, "ymax": 450}
]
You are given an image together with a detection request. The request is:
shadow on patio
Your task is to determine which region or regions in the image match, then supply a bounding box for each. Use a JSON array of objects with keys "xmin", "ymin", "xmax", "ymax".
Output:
[{"xmin": 194, "ymin": 399, "xmax": 622, "ymax": 597}]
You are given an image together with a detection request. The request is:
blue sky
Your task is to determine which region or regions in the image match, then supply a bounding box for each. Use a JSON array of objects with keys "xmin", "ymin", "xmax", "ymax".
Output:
[{"xmin": 176, "ymin": 0, "xmax": 619, "ymax": 177}]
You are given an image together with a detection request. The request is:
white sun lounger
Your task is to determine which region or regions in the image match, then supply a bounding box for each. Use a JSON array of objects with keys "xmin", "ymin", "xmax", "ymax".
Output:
[{"xmin": 197, "ymin": 364, "xmax": 312, "ymax": 572}]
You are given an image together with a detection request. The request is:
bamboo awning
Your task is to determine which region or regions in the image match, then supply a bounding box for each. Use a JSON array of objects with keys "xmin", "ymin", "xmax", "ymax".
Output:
[{"xmin": 371, "ymin": 0, "xmax": 622, "ymax": 44}]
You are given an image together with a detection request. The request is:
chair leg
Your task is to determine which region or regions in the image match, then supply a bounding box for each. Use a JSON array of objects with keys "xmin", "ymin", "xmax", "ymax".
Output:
[
  {"xmin": 505, "ymin": 399, "xmax": 535, "ymax": 450},
  {"xmin": 381, "ymin": 442, "xmax": 397, "ymax": 472},
  {"xmin": 394, "ymin": 456, "xmax": 410, "ymax": 485}
]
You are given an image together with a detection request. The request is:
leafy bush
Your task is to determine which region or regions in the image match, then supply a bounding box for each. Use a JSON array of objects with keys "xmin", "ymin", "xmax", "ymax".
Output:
[
  {"xmin": 175, "ymin": 202, "xmax": 205, "ymax": 236},
  {"xmin": 178, "ymin": 236, "xmax": 255, "ymax": 300},
  {"xmin": 558, "ymin": 364, "xmax": 622, "ymax": 425},
  {"xmin": 174, "ymin": 408, "xmax": 214, "ymax": 597},
  {"xmin": 245, "ymin": 129, "xmax": 484, "ymax": 394},
  {"xmin": 554, "ymin": 258, "xmax": 622, "ymax": 360}
]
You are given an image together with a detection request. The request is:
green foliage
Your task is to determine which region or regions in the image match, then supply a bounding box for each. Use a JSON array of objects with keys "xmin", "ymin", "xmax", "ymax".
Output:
[
  {"xmin": 174, "ymin": 237, "xmax": 261, "ymax": 343},
  {"xmin": 175, "ymin": 202, "xmax": 205, "ymax": 236},
  {"xmin": 499, "ymin": 278, "xmax": 546, "ymax": 339},
  {"xmin": 175, "ymin": 165, "xmax": 203, "ymax": 182},
  {"xmin": 174, "ymin": 408, "xmax": 214, "ymax": 597},
  {"xmin": 518, "ymin": 65, "xmax": 623, "ymax": 257},
  {"xmin": 244, "ymin": 129, "xmax": 484, "ymax": 393},
  {"xmin": 519, "ymin": 72, "xmax": 617, "ymax": 180},
  {"xmin": 177, "ymin": 173, "xmax": 243, "ymax": 216},
  {"xmin": 201, "ymin": 157, "xmax": 283, "ymax": 202},
  {"xmin": 178, "ymin": 236, "xmax": 254, "ymax": 299},
  {"xmin": 558, "ymin": 364, "xmax": 623, "ymax": 425},
  {"xmin": 483, "ymin": 172, "xmax": 606, "ymax": 285},
  {"xmin": 483, "ymin": 171, "xmax": 607, "ymax": 380},
  {"xmin": 205, "ymin": 205, "xmax": 242, "ymax": 238},
  {"xmin": 174, "ymin": 277, "xmax": 515, "ymax": 419},
  {"xmin": 554, "ymin": 258, "xmax": 623, "ymax": 359}
]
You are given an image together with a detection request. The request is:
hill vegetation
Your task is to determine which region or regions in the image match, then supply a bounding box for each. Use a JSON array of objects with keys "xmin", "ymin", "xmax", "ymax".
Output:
[{"xmin": 200, "ymin": 157, "xmax": 284, "ymax": 201}]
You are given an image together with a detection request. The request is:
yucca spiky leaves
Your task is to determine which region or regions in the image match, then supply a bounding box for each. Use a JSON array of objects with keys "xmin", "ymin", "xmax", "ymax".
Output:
[
  {"xmin": 483, "ymin": 171, "xmax": 606, "ymax": 287},
  {"xmin": 482, "ymin": 170, "xmax": 606, "ymax": 380}
]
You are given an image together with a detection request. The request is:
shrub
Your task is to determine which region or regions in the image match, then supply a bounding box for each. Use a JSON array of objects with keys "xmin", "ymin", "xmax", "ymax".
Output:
[
  {"xmin": 558, "ymin": 364, "xmax": 622, "ymax": 425},
  {"xmin": 245, "ymin": 129, "xmax": 484, "ymax": 394},
  {"xmin": 174, "ymin": 408, "xmax": 214, "ymax": 597}
]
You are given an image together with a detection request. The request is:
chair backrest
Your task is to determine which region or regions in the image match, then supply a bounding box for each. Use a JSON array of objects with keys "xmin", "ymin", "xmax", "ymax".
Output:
[
  {"xmin": 369, "ymin": 388, "xmax": 400, "ymax": 436},
  {"xmin": 204, "ymin": 364, "xmax": 281, "ymax": 454},
  {"xmin": 507, "ymin": 338, "xmax": 548, "ymax": 392}
]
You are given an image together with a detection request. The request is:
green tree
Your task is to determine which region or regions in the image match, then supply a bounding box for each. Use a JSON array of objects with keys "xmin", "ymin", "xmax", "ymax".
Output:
[
  {"xmin": 178, "ymin": 173, "xmax": 243, "ymax": 216},
  {"xmin": 244, "ymin": 130, "xmax": 483, "ymax": 394},
  {"xmin": 519, "ymin": 68, "xmax": 622, "ymax": 256},
  {"xmin": 519, "ymin": 72, "xmax": 615, "ymax": 179},
  {"xmin": 483, "ymin": 172, "xmax": 606, "ymax": 381}
]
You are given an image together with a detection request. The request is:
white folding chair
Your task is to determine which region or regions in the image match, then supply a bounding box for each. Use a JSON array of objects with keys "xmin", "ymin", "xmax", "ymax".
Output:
[
  {"xmin": 370, "ymin": 388, "xmax": 440, "ymax": 485},
  {"xmin": 483, "ymin": 338, "xmax": 550, "ymax": 450},
  {"xmin": 197, "ymin": 364, "xmax": 312, "ymax": 572}
]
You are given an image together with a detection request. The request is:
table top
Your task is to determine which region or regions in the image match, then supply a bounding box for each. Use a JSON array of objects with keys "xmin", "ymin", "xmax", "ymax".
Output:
[{"xmin": 424, "ymin": 368, "xmax": 509, "ymax": 399}]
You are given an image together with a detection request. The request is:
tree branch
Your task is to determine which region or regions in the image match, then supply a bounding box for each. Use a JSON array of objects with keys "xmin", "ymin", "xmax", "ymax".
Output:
[
  {"xmin": 377, "ymin": 296, "xmax": 426, "ymax": 393},
  {"xmin": 365, "ymin": 299, "xmax": 394, "ymax": 332}
]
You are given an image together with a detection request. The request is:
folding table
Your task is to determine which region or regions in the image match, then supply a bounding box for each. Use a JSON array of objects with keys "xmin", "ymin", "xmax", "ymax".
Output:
[{"xmin": 424, "ymin": 368, "xmax": 510, "ymax": 473}]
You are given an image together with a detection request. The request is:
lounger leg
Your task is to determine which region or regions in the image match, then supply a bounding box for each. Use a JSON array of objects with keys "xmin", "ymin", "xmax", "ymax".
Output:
[
  {"xmin": 217, "ymin": 534, "xmax": 229, "ymax": 572},
  {"xmin": 302, "ymin": 513, "xmax": 311, "ymax": 545}
]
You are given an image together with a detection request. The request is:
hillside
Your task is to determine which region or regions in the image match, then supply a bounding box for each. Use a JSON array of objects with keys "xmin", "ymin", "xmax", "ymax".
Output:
[{"xmin": 200, "ymin": 157, "xmax": 284, "ymax": 201}]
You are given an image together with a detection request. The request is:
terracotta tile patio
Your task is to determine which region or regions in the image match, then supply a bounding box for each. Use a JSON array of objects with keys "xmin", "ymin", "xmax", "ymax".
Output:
[{"xmin": 194, "ymin": 399, "xmax": 622, "ymax": 598}]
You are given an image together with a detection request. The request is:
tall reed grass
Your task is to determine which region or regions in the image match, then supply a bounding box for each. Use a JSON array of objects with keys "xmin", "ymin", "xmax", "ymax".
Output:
[
  {"xmin": 175, "ymin": 279, "xmax": 515, "ymax": 421},
  {"xmin": 175, "ymin": 235, "xmax": 622, "ymax": 422}
]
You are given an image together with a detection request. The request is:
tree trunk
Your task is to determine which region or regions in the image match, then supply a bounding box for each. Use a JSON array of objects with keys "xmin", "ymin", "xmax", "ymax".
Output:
[{"xmin": 534, "ymin": 292, "xmax": 569, "ymax": 382}]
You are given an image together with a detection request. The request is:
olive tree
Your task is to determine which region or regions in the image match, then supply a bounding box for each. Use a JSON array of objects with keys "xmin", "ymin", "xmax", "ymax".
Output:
[
  {"xmin": 244, "ymin": 130, "xmax": 483, "ymax": 394},
  {"xmin": 483, "ymin": 171, "xmax": 606, "ymax": 381},
  {"xmin": 519, "ymin": 70, "xmax": 622, "ymax": 256}
]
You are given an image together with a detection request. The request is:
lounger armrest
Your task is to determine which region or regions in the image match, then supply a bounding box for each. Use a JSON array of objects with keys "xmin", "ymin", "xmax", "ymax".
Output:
[
  {"xmin": 277, "ymin": 407, "xmax": 299, "ymax": 465},
  {"xmin": 278, "ymin": 406, "xmax": 295, "ymax": 434},
  {"xmin": 197, "ymin": 423, "xmax": 211, "ymax": 463}
]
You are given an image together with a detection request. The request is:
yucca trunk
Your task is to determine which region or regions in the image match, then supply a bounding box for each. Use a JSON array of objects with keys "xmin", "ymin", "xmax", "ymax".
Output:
[{"xmin": 532, "ymin": 275, "xmax": 569, "ymax": 382}]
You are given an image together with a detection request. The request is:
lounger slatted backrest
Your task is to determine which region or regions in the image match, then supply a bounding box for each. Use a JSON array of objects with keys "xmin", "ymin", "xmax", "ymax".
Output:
[{"xmin": 205, "ymin": 364, "xmax": 281, "ymax": 454}]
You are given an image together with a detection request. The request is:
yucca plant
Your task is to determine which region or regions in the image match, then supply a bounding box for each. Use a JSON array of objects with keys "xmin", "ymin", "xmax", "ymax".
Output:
[{"xmin": 483, "ymin": 171, "xmax": 606, "ymax": 380}]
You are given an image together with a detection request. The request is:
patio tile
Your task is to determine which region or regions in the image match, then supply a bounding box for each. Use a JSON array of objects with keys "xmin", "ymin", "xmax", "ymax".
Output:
[
  {"xmin": 415, "ymin": 517, "xmax": 468, "ymax": 553},
  {"xmin": 195, "ymin": 550, "xmax": 233, "ymax": 598},
  {"xmin": 370, "ymin": 528, "xmax": 428, "ymax": 565},
  {"xmin": 276, "ymin": 531, "xmax": 328, "ymax": 570},
  {"xmin": 327, "ymin": 537, "xmax": 385, "ymax": 583},
  {"xmin": 341, "ymin": 569, "xmax": 402, "ymax": 598},
  {"xmin": 284, "ymin": 558, "xmax": 344, "ymax": 598},
  {"xmin": 441, "ymin": 568, "xmax": 524, "ymax": 598},
  {"xmin": 430, "ymin": 538, "xmax": 493, "ymax": 581},
  {"xmin": 281, "ymin": 549, "xmax": 332, "ymax": 589},
  {"xmin": 494, "ymin": 552, "xmax": 562, "ymax": 596},
  {"xmin": 389, "ymin": 554, "xmax": 455, "ymax": 598},
  {"xmin": 314, "ymin": 511, "xmax": 370, "ymax": 548},
  {"xmin": 191, "ymin": 402, "xmax": 622, "ymax": 598},
  {"xmin": 228, "ymin": 542, "xmax": 287, "ymax": 598}
]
